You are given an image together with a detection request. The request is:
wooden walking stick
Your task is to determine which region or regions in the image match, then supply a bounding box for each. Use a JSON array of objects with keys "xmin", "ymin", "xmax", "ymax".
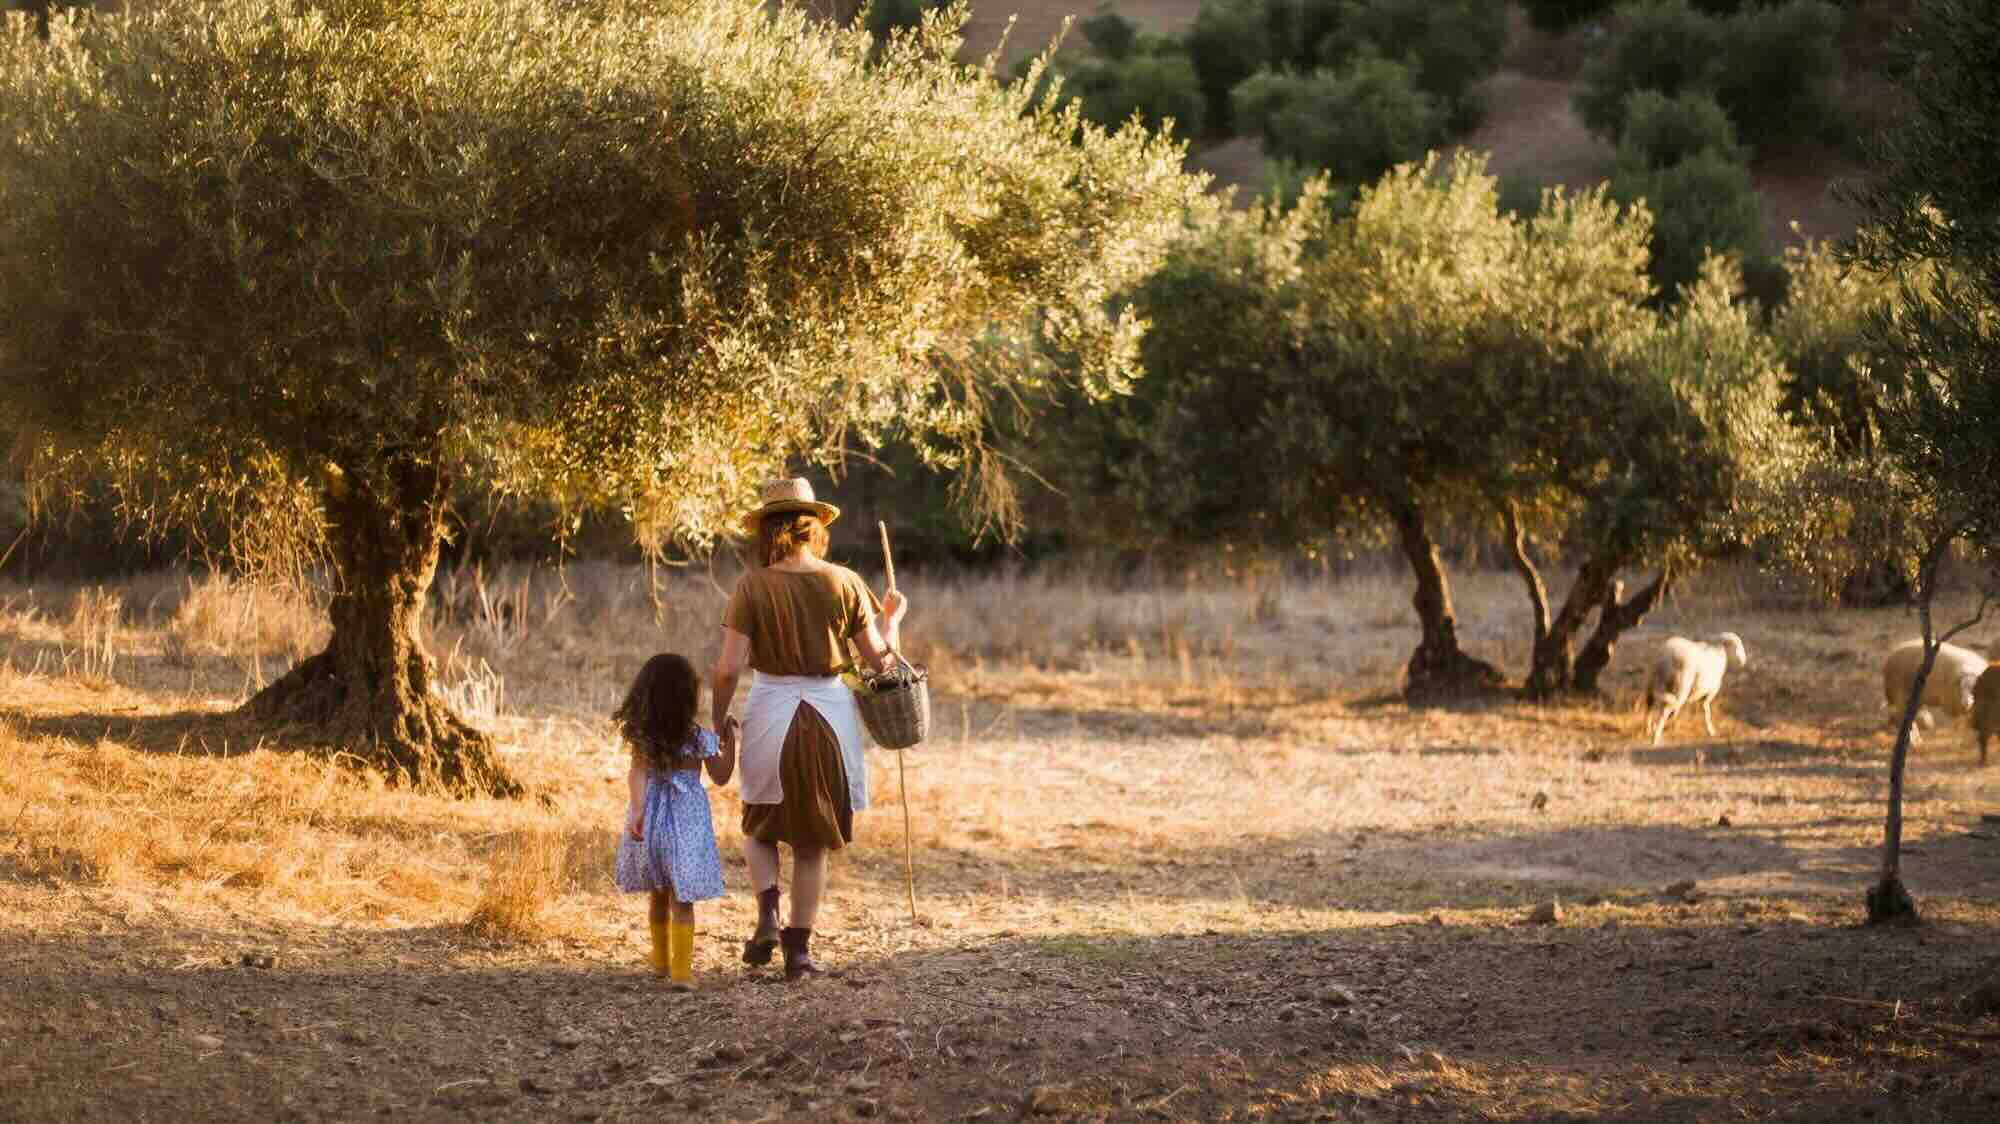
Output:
[{"xmin": 881, "ymin": 520, "xmax": 919, "ymax": 924}]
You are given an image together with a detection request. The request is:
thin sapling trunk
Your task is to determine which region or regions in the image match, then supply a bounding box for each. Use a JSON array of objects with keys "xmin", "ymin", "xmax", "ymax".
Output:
[{"xmin": 1868, "ymin": 536, "xmax": 1985, "ymax": 926}]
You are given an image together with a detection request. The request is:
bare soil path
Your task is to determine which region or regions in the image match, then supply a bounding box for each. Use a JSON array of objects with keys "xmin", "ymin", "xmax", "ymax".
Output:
[{"xmin": 5, "ymin": 570, "xmax": 1998, "ymax": 1120}]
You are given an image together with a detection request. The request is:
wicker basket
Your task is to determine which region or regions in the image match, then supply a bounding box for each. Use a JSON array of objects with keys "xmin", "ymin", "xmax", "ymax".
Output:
[{"xmin": 853, "ymin": 653, "xmax": 930, "ymax": 750}]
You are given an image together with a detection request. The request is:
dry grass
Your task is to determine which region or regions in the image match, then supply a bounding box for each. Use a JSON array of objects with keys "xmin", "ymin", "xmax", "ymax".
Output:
[
  {"xmin": 466, "ymin": 830, "xmax": 573, "ymax": 942},
  {"xmin": 3, "ymin": 559, "xmax": 1997, "ymax": 1121},
  {"xmin": 158, "ymin": 573, "xmax": 324, "ymax": 673},
  {"xmin": 3, "ymin": 558, "xmax": 1995, "ymax": 944}
]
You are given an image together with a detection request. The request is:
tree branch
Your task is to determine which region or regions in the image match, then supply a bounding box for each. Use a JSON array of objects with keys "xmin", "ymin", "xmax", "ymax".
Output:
[{"xmin": 1502, "ymin": 499, "xmax": 1551, "ymax": 646}]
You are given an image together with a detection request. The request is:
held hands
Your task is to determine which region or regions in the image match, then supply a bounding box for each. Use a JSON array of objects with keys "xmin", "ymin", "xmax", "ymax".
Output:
[{"xmin": 720, "ymin": 715, "xmax": 740, "ymax": 757}]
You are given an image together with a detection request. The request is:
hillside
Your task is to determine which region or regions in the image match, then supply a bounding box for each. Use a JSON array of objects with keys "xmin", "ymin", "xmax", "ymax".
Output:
[{"xmin": 958, "ymin": 1, "xmax": 1871, "ymax": 251}]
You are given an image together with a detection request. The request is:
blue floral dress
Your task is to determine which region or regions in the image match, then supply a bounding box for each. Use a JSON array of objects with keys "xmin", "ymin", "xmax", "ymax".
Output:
[{"xmin": 613, "ymin": 728, "xmax": 725, "ymax": 903}]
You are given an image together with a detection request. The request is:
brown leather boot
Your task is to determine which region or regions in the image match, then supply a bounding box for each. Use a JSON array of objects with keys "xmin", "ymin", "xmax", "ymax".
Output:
[
  {"xmin": 742, "ymin": 887, "xmax": 780, "ymax": 966},
  {"xmin": 780, "ymin": 927, "xmax": 822, "ymax": 981}
]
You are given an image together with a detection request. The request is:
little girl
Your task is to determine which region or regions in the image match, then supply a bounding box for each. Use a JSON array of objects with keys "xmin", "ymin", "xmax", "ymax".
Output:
[{"xmin": 612, "ymin": 653, "xmax": 736, "ymax": 989}]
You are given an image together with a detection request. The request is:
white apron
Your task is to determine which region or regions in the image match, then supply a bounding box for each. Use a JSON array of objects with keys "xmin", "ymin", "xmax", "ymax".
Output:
[{"xmin": 739, "ymin": 672, "xmax": 869, "ymax": 813}]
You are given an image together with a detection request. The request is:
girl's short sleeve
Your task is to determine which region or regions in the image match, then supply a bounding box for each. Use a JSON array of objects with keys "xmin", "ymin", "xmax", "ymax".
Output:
[
  {"xmin": 843, "ymin": 568, "xmax": 883, "ymax": 638},
  {"xmin": 689, "ymin": 727, "xmax": 721, "ymax": 760}
]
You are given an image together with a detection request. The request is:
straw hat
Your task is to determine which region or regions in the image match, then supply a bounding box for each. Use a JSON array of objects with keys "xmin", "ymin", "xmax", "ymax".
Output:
[{"xmin": 740, "ymin": 477, "xmax": 840, "ymax": 535}]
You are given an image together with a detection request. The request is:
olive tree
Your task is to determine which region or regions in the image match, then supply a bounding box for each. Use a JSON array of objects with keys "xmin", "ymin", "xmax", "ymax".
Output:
[
  {"xmin": 1035, "ymin": 155, "xmax": 1663, "ymax": 696},
  {"xmin": 1034, "ymin": 153, "xmax": 1800, "ymax": 699},
  {"xmin": 1842, "ymin": 0, "xmax": 2000, "ymax": 926},
  {"xmin": 1766, "ymin": 239, "xmax": 1930, "ymax": 607},
  {"xmin": 0, "ymin": 0, "xmax": 1206, "ymax": 793},
  {"xmin": 1514, "ymin": 255, "xmax": 1806, "ymax": 696}
]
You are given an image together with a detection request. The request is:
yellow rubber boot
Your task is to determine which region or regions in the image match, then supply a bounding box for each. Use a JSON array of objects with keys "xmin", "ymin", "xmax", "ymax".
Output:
[
  {"xmin": 668, "ymin": 917, "xmax": 695, "ymax": 989},
  {"xmin": 648, "ymin": 917, "xmax": 671, "ymax": 976}
]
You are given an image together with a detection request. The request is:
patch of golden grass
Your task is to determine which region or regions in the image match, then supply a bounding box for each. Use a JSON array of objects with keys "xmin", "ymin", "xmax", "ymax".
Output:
[
  {"xmin": 0, "ymin": 695, "xmax": 612, "ymax": 934},
  {"xmin": 63, "ymin": 587, "xmax": 122, "ymax": 687},
  {"xmin": 158, "ymin": 573, "xmax": 324, "ymax": 671},
  {"xmin": 466, "ymin": 829, "xmax": 570, "ymax": 942}
]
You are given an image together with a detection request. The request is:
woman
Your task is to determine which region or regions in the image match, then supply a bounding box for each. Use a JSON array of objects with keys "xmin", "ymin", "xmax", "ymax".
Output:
[{"xmin": 711, "ymin": 478, "xmax": 907, "ymax": 980}]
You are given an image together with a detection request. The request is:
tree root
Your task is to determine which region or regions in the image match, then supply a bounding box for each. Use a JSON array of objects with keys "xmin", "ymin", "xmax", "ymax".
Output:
[
  {"xmin": 246, "ymin": 651, "xmax": 522, "ymax": 798},
  {"xmin": 1404, "ymin": 649, "xmax": 1507, "ymax": 704},
  {"xmin": 1865, "ymin": 876, "xmax": 1921, "ymax": 927}
]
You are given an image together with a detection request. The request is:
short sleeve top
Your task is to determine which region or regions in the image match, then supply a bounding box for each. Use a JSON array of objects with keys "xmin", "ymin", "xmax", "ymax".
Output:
[
  {"xmin": 632, "ymin": 726, "xmax": 719, "ymax": 771},
  {"xmin": 723, "ymin": 565, "xmax": 883, "ymax": 677}
]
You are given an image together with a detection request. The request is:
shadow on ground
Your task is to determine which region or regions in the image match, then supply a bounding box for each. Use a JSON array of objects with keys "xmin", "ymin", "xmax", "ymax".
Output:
[
  {"xmin": 5, "ymin": 905, "xmax": 1996, "ymax": 1123},
  {"xmin": 834, "ymin": 811, "xmax": 2000, "ymax": 916},
  {"xmin": 5, "ymin": 704, "xmax": 272, "ymax": 758}
]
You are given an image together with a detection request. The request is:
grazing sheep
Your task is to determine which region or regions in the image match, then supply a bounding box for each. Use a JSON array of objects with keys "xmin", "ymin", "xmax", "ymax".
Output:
[
  {"xmin": 1880, "ymin": 639, "xmax": 1986, "ymax": 743},
  {"xmin": 1971, "ymin": 667, "xmax": 2000, "ymax": 767},
  {"xmin": 1644, "ymin": 633, "xmax": 1748, "ymax": 746}
]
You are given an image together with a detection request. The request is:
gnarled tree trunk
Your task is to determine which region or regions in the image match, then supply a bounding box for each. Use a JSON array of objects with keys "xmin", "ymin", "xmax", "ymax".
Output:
[
  {"xmin": 1502, "ymin": 501, "xmax": 1555, "ymax": 692},
  {"xmin": 1573, "ymin": 565, "xmax": 1673, "ymax": 695},
  {"xmin": 1394, "ymin": 501, "xmax": 1502, "ymax": 699},
  {"xmin": 247, "ymin": 453, "xmax": 520, "ymax": 797},
  {"xmin": 1506, "ymin": 505, "xmax": 1637, "ymax": 697},
  {"xmin": 1535, "ymin": 556, "xmax": 1620, "ymax": 695}
]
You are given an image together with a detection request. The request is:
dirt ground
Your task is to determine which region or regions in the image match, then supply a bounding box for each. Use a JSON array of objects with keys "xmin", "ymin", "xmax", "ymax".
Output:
[{"xmin": 5, "ymin": 563, "xmax": 2000, "ymax": 1122}]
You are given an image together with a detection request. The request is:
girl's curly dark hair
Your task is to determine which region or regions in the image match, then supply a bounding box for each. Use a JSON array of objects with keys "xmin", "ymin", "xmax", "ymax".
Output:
[{"xmin": 614, "ymin": 653, "xmax": 699, "ymax": 767}]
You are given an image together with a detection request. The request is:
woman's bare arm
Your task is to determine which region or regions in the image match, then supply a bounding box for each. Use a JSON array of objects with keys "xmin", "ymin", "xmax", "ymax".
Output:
[
  {"xmin": 705, "ymin": 719, "xmax": 737, "ymax": 786},
  {"xmin": 711, "ymin": 626, "xmax": 750, "ymax": 734},
  {"xmin": 853, "ymin": 619, "xmax": 896, "ymax": 673},
  {"xmin": 877, "ymin": 588, "xmax": 908, "ymax": 652}
]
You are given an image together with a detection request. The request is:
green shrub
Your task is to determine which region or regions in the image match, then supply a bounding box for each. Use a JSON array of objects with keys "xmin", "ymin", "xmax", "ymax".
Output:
[
  {"xmin": 1261, "ymin": 0, "xmax": 1348, "ymax": 70},
  {"xmin": 1339, "ymin": 0, "xmax": 1509, "ymax": 123},
  {"xmin": 1522, "ymin": 0, "xmax": 1617, "ymax": 31},
  {"xmin": 1712, "ymin": 0, "xmax": 1846, "ymax": 154},
  {"xmin": 1077, "ymin": 51, "xmax": 1207, "ymax": 138},
  {"xmin": 1611, "ymin": 148, "xmax": 1767, "ymax": 297},
  {"xmin": 1573, "ymin": 0, "xmax": 1725, "ymax": 139},
  {"xmin": 1614, "ymin": 89, "xmax": 1746, "ymax": 170},
  {"xmin": 1251, "ymin": 158, "xmax": 1358, "ymax": 213},
  {"xmin": 1498, "ymin": 175, "xmax": 1550, "ymax": 219},
  {"xmin": 1185, "ymin": 0, "xmax": 1270, "ymax": 134},
  {"xmin": 863, "ymin": 0, "xmax": 946, "ymax": 42},
  {"xmin": 1080, "ymin": 4, "xmax": 1140, "ymax": 60},
  {"xmin": 1232, "ymin": 57, "xmax": 1447, "ymax": 185}
]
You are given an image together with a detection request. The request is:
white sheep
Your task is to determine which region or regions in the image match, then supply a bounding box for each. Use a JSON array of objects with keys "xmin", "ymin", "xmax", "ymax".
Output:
[
  {"xmin": 1643, "ymin": 632, "xmax": 1748, "ymax": 746},
  {"xmin": 1967, "ymin": 666, "xmax": 1999, "ymax": 767},
  {"xmin": 1880, "ymin": 639, "xmax": 1986, "ymax": 744}
]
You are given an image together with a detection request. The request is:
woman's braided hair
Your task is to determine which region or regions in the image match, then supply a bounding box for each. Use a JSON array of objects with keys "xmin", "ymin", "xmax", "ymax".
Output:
[{"xmin": 757, "ymin": 511, "xmax": 829, "ymax": 567}]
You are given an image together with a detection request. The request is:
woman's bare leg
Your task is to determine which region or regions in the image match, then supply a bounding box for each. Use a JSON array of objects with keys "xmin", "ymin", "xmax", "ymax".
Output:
[
  {"xmin": 790, "ymin": 846, "xmax": 826, "ymax": 929},
  {"xmin": 742, "ymin": 836, "xmax": 783, "ymax": 966},
  {"xmin": 744, "ymin": 837, "xmax": 781, "ymax": 892}
]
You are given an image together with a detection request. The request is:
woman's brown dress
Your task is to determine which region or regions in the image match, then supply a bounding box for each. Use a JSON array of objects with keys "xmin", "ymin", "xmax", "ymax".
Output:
[{"xmin": 725, "ymin": 565, "xmax": 881, "ymax": 850}]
